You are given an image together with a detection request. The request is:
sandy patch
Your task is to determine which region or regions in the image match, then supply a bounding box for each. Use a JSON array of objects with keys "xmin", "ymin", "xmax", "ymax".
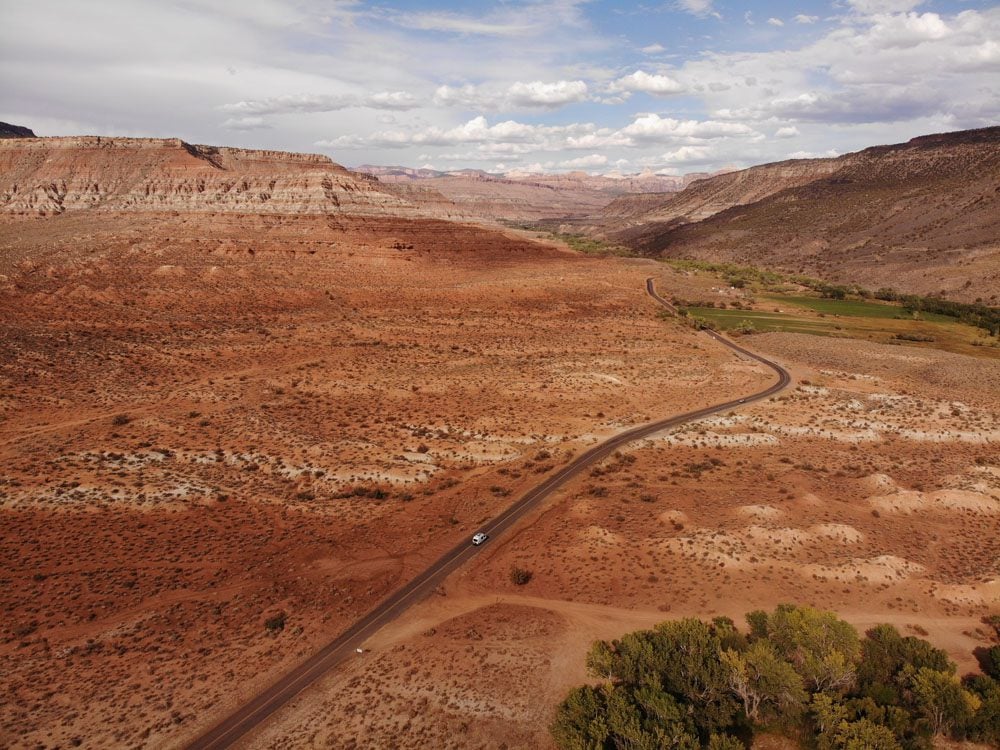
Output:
[
  {"xmin": 657, "ymin": 430, "xmax": 779, "ymax": 448},
  {"xmin": 804, "ymin": 555, "xmax": 926, "ymax": 584},
  {"xmin": 582, "ymin": 525, "xmax": 624, "ymax": 546},
  {"xmin": 870, "ymin": 489, "xmax": 1000, "ymax": 515},
  {"xmin": 736, "ymin": 504, "xmax": 784, "ymax": 521},
  {"xmin": 658, "ymin": 509, "xmax": 690, "ymax": 526},
  {"xmin": 809, "ymin": 523, "xmax": 865, "ymax": 544}
]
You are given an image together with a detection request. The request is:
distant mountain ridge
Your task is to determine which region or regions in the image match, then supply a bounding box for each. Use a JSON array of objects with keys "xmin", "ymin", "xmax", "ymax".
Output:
[
  {"xmin": 601, "ymin": 126, "xmax": 1000, "ymax": 303},
  {"xmin": 354, "ymin": 163, "xmax": 727, "ymax": 222}
]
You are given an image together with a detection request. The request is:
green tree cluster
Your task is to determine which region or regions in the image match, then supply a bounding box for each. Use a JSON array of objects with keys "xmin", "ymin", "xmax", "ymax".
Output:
[{"xmin": 552, "ymin": 605, "xmax": 1000, "ymax": 749}]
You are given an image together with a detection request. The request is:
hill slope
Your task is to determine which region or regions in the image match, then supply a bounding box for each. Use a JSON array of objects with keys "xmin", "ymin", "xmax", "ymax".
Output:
[{"xmin": 608, "ymin": 127, "xmax": 1000, "ymax": 303}]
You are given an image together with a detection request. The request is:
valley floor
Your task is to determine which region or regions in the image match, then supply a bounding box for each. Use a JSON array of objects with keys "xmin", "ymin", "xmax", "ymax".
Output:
[{"xmin": 0, "ymin": 213, "xmax": 996, "ymax": 749}]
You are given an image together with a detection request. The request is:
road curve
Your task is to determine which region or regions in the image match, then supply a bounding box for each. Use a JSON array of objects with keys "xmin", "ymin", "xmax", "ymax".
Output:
[{"xmin": 186, "ymin": 278, "xmax": 792, "ymax": 750}]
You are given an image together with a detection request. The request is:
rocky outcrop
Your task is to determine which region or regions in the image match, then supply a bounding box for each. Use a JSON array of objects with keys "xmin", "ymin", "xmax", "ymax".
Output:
[
  {"xmin": 0, "ymin": 136, "xmax": 423, "ymax": 217},
  {"xmin": 0, "ymin": 122, "xmax": 36, "ymax": 139}
]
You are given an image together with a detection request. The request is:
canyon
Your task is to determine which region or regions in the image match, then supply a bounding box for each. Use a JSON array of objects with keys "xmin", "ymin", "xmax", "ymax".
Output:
[{"xmin": 0, "ymin": 130, "xmax": 997, "ymax": 749}]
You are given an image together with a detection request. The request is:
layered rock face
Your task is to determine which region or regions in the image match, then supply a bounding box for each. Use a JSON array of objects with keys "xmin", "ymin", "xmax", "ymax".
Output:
[
  {"xmin": 593, "ymin": 157, "xmax": 841, "ymax": 234},
  {"xmin": 356, "ymin": 166, "xmax": 724, "ymax": 222},
  {"xmin": 0, "ymin": 137, "xmax": 423, "ymax": 217}
]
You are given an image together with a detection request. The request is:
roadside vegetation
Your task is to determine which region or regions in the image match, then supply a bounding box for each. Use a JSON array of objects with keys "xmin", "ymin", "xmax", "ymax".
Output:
[
  {"xmin": 665, "ymin": 258, "xmax": 1000, "ymax": 337},
  {"xmin": 552, "ymin": 604, "xmax": 1000, "ymax": 750},
  {"xmin": 664, "ymin": 260, "xmax": 999, "ymax": 356},
  {"xmin": 503, "ymin": 222, "xmax": 638, "ymax": 257},
  {"xmin": 553, "ymin": 233, "xmax": 634, "ymax": 257}
]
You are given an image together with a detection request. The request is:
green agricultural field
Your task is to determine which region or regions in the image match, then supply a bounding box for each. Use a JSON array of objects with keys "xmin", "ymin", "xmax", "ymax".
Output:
[
  {"xmin": 667, "ymin": 259, "xmax": 998, "ymax": 357},
  {"xmin": 768, "ymin": 295, "xmax": 955, "ymax": 323},
  {"xmin": 685, "ymin": 298, "xmax": 997, "ymax": 358}
]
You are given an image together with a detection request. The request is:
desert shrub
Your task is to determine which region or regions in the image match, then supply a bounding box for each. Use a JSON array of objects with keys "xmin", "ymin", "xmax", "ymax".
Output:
[
  {"xmin": 509, "ymin": 566, "xmax": 533, "ymax": 585},
  {"xmin": 264, "ymin": 611, "xmax": 287, "ymax": 632},
  {"xmin": 984, "ymin": 614, "xmax": 1000, "ymax": 639},
  {"xmin": 820, "ymin": 285, "xmax": 848, "ymax": 300},
  {"xmin": 707, "ymin": 734, "xmax": 744, "ymax": 750},
  {"xmin": 984, "ymin": 645, "xmax": 1000, "ymax": 681}
]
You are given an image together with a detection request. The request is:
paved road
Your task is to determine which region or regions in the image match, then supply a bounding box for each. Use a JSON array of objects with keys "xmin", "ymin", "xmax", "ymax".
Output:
[{"xmin": 186, "ymin": 278, "xmax": 792, "ymax": 750}]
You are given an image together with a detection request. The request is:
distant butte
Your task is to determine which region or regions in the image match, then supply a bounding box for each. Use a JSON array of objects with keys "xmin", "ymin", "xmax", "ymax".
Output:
[{"xmin": 0, "ymin": 121, "xmax": 36, "ymax": 138}]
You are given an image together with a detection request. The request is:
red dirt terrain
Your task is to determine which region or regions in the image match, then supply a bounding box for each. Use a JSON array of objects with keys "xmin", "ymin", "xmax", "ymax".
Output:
[
  {"xmin": 594, "ymin": 127, "xmax": 1000, "ymax": 303},
  {"xmin": 244, "ymin": 328, "xmax": 1000, "ymax": 750},
  {"xmin": 1, "ymin": 136, "xmax": 997, "ymax": 749}
]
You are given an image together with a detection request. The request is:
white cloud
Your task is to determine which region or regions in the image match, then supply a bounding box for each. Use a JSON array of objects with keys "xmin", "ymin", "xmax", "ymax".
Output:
[
  {"xmin": 768, "ymin": 89, "xmax": 936, "ymax": 123},
  {"xmin": 774, "ymin": 125, "xmax": 800, "ymax": 138},
  {"xmin": 867, "ymin": 12, "xmax": 951, "ymax": 49},
  {"xmin": 365, "ymin": 91, "xmax": 419, "ymax": 110},
  {"xmin": 508, "ymin": 80, "xmax": 589, "ymax": 107},
  {"xmin": 4, "ymin": 0, "xmax": 999, "ymax": 176},
  {"xmin": 660, "ymin": 145, "xmax": 713, "ymax": 163},
  {"xmin": 321, "ymin": 112, "xmax": 760, "ymax": 155},
  {"xmin": 559, "ymin": 153, "xmax": 608, "ymax": 168},
  {"xmin": 432, "ymin": 84, "xmax": 480, "ymax": 109},
  {"xmin": 676, "ymin": 7, "xmax": 1000, "ymax": 130},
  {"xmin": 676, "ymin": 0, "xmax": 720, "ymax": 19},
  {"xmin": 767, "ymin": 17, "xmax": 784, "ymax": 27},
  {"xmin": 385, "ymin": 11, "xmax": 534, "ymax": 37},
  {"xmin": 221, "ymin": 116, "xmax": 270, "ymax": 130},
  {"xmin": 433, "ymin": 80, "xmax": 589, "ymax": 110},
  {"xmin": 787, "ymin": 148, "xmax": 840, "ymax": 158},
  {"xmin": 220, "ymin": 92, "xmax": 419, "ymax": 116},
  {"xmin": 380, "ymin": 1, "xmax": 593, "ymax": 38},
  {"xmin": 847, "ymin": 0, "xmax": 925, "ymax": 16},
  {"xmin": 611, "ymin": 70, "xmax": 684, "ymax": 96},
  {"xmin": 621, "ymin": 114, "xmax": 757, "ymax": 141},
  {"xmin": 322, "ymin": 115, "xmax": 545, "ymax": 149}
]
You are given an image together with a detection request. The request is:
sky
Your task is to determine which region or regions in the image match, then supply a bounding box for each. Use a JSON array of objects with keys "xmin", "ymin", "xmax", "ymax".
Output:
[{"xmin": 1, "ymin": 0, "xmax": 998, "ymax": 175}]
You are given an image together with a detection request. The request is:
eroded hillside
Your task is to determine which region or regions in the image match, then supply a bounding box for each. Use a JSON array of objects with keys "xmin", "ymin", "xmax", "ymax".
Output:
[
  {"xmin": 603, "ymin": 127, "xmax": 1000, "ymax": 302},
  {"xmin": 0, "ymin": 137, "xmax": 444, "ymax": 218}
]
